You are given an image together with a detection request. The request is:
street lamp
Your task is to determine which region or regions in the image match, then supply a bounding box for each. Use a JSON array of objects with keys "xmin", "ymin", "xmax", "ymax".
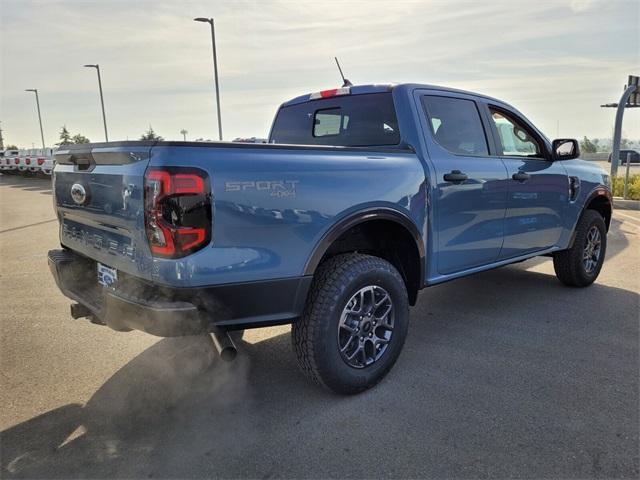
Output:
[
  {"xmin": 601, "ymin": 75, "xmax": 639, "ymax": 177},
  {"xmin": 25, "ymin": 89, "xmax": 45, "ymax": 149},
  {"xmin": 194, "ymin": 17, "xmax": 223, "ymax": 141},
  {"xmin": 180, "ymin": 129, "xmax": 188, "ymax": 141},
  {"xmin": 84, "ymin": 64, "xmax": 109, "ymax": 142}
]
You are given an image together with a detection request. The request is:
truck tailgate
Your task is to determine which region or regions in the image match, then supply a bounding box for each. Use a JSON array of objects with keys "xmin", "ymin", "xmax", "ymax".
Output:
[{"xmin": 53, "ymin": 143, "xmax": 155, "ymax": 279}]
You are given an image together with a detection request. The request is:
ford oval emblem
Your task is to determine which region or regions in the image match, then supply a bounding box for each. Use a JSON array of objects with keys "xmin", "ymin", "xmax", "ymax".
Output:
[{"xmin": 70, "ymin": 183, "xmax": 88, "ymax": 205}]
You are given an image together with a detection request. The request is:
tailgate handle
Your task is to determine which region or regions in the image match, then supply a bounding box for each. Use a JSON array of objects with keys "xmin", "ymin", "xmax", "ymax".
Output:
[{"xmin": 69, "ymin": 154, "xmax": 95, "ymax": 171}]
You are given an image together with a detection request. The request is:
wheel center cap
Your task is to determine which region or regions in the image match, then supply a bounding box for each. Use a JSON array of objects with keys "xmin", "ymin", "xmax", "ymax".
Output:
[{"xmin": 362, "ymin": 321, "xmax": 372, "ymax": 332}]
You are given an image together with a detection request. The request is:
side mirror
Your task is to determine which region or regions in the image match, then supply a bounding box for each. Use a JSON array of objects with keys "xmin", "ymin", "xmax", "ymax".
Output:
[{"xmin": 552, "ymin": 138, "xmax": 580, "ymax": 160}]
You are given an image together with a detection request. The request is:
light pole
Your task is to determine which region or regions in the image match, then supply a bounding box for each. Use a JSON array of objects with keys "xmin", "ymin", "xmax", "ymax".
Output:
[
  {"xmin": 180, "ymin": 129, "xmax": 188, "ymax": 141},
  {"xmin": 25, "ymin": 89, "xmax": 45, "ymax": 149},
  {"xmin": 194, "ymin": 17, "xmax": 223, "ymax": 141},
  {"xmin": 601, "ymin": 75, "xmax": 639, "ymax": 177},
  {"xmin": 84, "ymin": 64, "xmax": 109, "ymax": 142}
]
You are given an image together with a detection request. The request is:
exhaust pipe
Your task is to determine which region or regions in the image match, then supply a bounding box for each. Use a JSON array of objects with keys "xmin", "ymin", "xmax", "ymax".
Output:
[{"xmin": 210, "ymin": 327, "xmax": 237, "ymax": 361}]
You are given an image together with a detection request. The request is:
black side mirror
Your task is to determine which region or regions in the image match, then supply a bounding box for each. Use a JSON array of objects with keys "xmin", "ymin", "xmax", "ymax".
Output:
[{"xmin": 552, "ymin": 138, "xmax": 580, "ymax": 160}]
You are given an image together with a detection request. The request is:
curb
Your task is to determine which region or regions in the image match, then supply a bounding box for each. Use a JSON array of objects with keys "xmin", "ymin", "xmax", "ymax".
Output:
[{"xmin": 613, "ymin": 197, "xmax": 640, "ymax": 211}]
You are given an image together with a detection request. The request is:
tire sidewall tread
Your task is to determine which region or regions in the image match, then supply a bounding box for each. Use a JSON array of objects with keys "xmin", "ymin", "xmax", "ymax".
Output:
[
  {"xmin": 553, "ymin": 209, "xmax": 607, "ymax": 287},
  {"xmin": 292, "ymin": 253, "xmax": 409, "ymax": 394}
]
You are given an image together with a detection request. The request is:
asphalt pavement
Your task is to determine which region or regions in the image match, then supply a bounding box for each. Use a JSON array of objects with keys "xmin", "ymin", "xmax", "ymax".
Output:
[{"xmin": 1, "ymin": 174, "xmax": 638, "ymax": 479}]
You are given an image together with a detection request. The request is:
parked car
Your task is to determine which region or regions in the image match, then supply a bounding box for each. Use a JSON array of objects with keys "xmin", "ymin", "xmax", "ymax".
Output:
[
  {"xmin": 17, "ymin": 149, "xmax": 33, "ymax": 173},
  {"xmin": 608, "ymin": 149, "xmax": 639, "ymax": 164},
  {"xmin": 1, "ymin": 149, "xmax": 20, "ymax": 173},
  {"xmin": 35, "ymin": 148, "xmax": 56, "ymax": 176},
  {"xmin": 13, "ymin": 148, "xmax": 55, "ymax": 175},
  {"xmin": 48, "ymin": 83, "xmax": 611, "ymax": 394}
]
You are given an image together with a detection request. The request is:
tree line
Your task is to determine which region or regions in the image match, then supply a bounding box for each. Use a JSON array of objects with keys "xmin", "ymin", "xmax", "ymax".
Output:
[
  {"xmin": 54, "ymin": 125, "xmax": 164, "ymax": 145},
  {"xmin": 580, "ymin": 136, "xmax": 631, "ymax": 154}
]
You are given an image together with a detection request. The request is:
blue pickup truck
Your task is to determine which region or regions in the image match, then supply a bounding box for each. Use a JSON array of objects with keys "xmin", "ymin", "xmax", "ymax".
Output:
[{"xmin": 49, "ymin": 83, "xmax": 612, "ymax": 393}]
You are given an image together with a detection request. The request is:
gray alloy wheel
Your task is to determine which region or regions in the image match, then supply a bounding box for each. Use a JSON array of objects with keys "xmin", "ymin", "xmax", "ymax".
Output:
[
  {"xmin": 582, "ymin": 225, "xmax": 602, "ymax": 274},
  {"xmin": 338, "ymin": 285, "xmax": 394, "ymax": 368}
]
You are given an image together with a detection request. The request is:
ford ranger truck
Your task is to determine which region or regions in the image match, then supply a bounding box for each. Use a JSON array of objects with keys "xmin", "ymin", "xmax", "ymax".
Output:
[{"xmin": 48, "ymin": 84, "xmax": 612, "ymax": 394}]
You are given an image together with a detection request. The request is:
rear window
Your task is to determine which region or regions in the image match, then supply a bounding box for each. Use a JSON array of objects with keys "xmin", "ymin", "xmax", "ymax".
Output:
[{"xmin": 270, "ymin": 93, "xmax": 400, "ymax": 147}]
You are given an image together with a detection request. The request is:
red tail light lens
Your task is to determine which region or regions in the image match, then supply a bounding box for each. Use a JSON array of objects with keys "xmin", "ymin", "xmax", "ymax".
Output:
[
  {"xmin": 37, "ymin": 158, "xmax": 45, "ymax": 166},
  {"xmin": 144, "ymin": 168, "xmax": 211, "ymax": 258},
  {"xmin": 14, "ymin": 158, "xmax": 19, "ymax": 164},
  {"xmin": 25, "ymin": 158, "xmax": 31, "ymax": 165}
]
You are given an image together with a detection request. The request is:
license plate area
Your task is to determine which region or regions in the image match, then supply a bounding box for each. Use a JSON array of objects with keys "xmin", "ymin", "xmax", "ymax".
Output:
[{"xmin": 97, "ymin": 263, "xmax": 118, "ymax": 287}]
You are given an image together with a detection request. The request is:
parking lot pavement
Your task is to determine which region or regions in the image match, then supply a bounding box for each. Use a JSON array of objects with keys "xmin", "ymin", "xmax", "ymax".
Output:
[{"xmin": 1, "ymin": 174, "xmax": 638, "ymax": 479}]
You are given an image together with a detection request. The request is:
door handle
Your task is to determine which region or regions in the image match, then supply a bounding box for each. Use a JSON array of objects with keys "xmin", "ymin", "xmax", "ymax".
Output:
[
  {"xmin": 512, "ymin": 172, "xmax": 530, "ymax": 182},
  {"xmin": 443, "ymin": 170, "xmax": 468, "ymax": 183}
]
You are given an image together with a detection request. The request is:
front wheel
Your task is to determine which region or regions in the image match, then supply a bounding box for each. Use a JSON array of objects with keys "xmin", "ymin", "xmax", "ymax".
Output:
[
  {"xmin": 292, "ymin": 253, "xmax": 409, "ymax": 394},
  {"xmin": 553, "ymin": 209, "xmax": 607, "ymax": 287}
]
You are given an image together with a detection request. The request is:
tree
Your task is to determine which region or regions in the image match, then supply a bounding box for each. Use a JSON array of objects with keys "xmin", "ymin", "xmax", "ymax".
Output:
[
  {"xmin": 5, "ymin": 144, "xmax": 18, "ymax": 150},
  {"xmin": 580, "ymin": 136, "xmax": 597, "ymax": 154},
  {"xmin": 140, "ymin": 125, "xmax": 163, "ymax": 141},
  {"xmin": 57, "ymin": 126, "xmax": 73, "ymax": 146},
  {"xmin": 72, "ymin": 133, "xmax": 90, "ymax": 144}
]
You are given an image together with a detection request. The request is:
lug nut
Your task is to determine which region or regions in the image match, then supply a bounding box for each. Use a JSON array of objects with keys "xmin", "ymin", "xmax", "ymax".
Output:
[{"xmin": 368, "ymin": 332, "xmax": 372, "ymax": 337}]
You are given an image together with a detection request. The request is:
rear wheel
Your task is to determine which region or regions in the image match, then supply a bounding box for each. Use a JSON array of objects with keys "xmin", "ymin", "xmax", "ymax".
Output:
[
  {"xmin": 553, "ymin": 209, "xmax": 606, "ymax": 287},
  {"xmin": 292, "ymin": 253, "xmax": 409, "ymax": 394}
]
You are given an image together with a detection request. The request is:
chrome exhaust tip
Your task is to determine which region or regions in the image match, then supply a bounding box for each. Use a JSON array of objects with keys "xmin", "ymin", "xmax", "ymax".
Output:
[{"xmin": 210, "ymin": 327, "xmax": 237, "ymax": 361}]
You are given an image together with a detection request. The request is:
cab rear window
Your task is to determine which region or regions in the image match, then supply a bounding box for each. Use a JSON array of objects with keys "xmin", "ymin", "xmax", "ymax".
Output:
[{"xmin": 270, "ymin": 93, "xmax": 400, "ymax": 147}]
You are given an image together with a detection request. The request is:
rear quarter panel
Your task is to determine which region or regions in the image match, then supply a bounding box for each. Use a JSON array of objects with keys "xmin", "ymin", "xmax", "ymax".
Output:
[{"xmin": 149, "ymin": 145, "xmax": 426, "ymax": 287}]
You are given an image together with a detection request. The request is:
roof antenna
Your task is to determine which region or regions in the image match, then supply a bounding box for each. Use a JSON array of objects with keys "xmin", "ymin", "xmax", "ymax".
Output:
[{"xmin": 335, "ymin": 57, "xmax": 353, "ymax": 87}]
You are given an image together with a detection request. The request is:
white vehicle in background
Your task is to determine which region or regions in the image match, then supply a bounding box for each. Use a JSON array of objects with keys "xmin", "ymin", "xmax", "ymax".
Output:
[
  {"xmin": 39, "ymin": 148, "xmax": 56, "ymax": 176},
  {"xmin": 1, "ymin": 149, "xmax": 20, "ymax": 173},
  {"xmin": 16, "ymin": 148, "xmax": 54, "ymax": 175},
  {"xmin": 17, "ymin": 149, "xmax": 31, "ymax": 173}
]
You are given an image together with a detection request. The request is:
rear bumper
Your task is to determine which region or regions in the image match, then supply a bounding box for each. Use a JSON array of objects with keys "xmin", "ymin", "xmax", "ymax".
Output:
[{"xmin": 48, "ymin": 249, "xmax": 312, "ymax": 337}]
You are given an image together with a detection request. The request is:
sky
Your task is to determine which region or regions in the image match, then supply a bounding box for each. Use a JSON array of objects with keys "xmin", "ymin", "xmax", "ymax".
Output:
[{"xmin": 0, "ymin": 0, "xmax": 638, "ymax": 148}]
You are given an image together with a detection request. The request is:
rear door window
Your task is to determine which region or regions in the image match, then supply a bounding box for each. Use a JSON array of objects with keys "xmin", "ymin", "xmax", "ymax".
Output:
[
  {"xmin": 421, "ymin": 96, "xmax": 489, "ymax": 156},
  {"xmin": 270, "ymin": 93, "xmax": 400, "ymax": 147}
]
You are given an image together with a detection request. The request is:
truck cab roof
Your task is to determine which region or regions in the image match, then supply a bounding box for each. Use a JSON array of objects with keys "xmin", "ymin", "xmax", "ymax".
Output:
[{"xmin": 280, "ymin": 83, "xmax": 504, "ymax": 107}]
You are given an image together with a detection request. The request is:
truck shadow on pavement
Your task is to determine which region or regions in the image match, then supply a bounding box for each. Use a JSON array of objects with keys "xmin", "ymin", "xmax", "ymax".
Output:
[
  {"xmin": 2, "ymin": 266, "xmax": 639, "ymax": 479},
  {"xmin": 0, "ymin": 174, "xmax": 52, "ymax": 195}
]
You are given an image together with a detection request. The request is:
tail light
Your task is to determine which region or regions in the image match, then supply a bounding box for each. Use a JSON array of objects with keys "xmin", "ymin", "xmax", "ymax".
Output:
[
  {"xmin": 37, "ymin": 158, "xmax": 45, "ymax": 166},
  {"xmin": 144, "ymin": 167, "xmax": 211, "ymax": 258},
  {"xmin": 25, "ymin": 158, "xmax": 31, "ymax": 165},
  {"xmin": 14, "ymin": 158, "xmax": 19, "ymax": 164}
]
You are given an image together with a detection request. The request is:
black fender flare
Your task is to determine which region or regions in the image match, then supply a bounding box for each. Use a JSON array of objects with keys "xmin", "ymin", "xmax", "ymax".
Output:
[
  {"xmin": 302, "ymin": 207, "xmax": 426, "ymax": 285},
  {"xmin": 568, "ymin": 186, "xmax": 612, "ymax": 247}
]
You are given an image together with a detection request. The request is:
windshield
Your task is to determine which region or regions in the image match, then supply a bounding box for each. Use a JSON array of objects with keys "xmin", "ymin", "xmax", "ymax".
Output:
[{"xmin": 270, "ymin": 92, "xmax": 400, "ymax": 147}]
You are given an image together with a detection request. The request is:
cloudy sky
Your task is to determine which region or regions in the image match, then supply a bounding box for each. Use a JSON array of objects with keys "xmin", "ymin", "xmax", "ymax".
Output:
[{"xmin": 1, "ymin": 0, "xmax": 638, "ymax": 148}]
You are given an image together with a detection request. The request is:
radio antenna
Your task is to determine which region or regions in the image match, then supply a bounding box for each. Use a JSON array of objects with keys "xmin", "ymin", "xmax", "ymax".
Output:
[{"xmin": 334, "ymin": 57, "xmax": 353, "ymax": 87}]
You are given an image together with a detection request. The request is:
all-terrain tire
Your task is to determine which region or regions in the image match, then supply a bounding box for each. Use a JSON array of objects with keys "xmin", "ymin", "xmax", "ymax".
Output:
[
  {"xmin": 292, "ymin": 253, "xmax": 409, "ymax": 394},
  {"xmin": 553, "ymin": 209, "xmax": 607, "ymax": 287}
]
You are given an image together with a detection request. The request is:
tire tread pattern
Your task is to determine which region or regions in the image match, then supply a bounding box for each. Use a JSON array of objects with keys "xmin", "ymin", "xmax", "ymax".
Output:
[
  {"xmin": 292, "ymin": 253, "xmax": 406, "ymax": 393},
  {"xmin": 553, "ymin": 209, "xmax": 606, "ymax": 287}
]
